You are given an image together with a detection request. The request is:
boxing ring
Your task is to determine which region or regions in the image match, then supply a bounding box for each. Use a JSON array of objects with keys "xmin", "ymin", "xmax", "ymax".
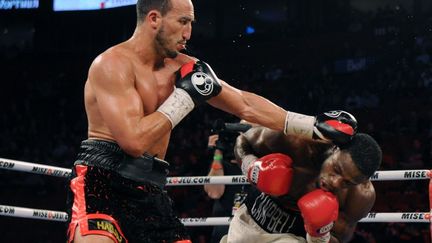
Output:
[{"xmin": 0, "ymin": 157, "xmax": 431, "ymax": 235}]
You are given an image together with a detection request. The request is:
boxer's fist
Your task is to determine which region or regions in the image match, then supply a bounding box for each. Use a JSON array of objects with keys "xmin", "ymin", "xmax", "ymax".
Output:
[
  {"xmin": 175, "ymin": 60, "xmax": 222, "ymax": 104},
  {"xmin": 285, "ymin": 110, "xmax": 357, "ymax": 145},
  {"xmin": 314, "ymin": 110, "xmax": 357, "ymax": 145},
  {"xmin": 246, "ymin": 153, "xmax": 293, "ymax": 196},
  {"xmin": 298, "ymin": 189, "xmax": 339, "ymax": 239},
  {"xmin": 157, "ymin": 60, "xmax": 221, "ymax": 128}
]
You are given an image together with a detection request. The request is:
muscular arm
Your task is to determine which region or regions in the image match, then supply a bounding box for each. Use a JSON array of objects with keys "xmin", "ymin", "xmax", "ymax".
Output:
[
  {"xmin": 207, "ymin": 80, "xmax": 358, "ymax": 146},
  {"xmin": 208, "ymin": 81, "xmax": 287, "ymax": 132},
  {"xmin": 88, "ymin": 52, "xmax": 172, "ymax": 157},
  {"xmin": 330, "ymin": 182, "xmax": 376, "ymax": 243}
]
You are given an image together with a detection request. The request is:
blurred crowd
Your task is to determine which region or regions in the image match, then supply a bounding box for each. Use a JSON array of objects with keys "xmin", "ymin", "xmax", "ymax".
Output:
[{"xmin": 1, "ymin": 4, "xmax": 432, "ymax": 243}]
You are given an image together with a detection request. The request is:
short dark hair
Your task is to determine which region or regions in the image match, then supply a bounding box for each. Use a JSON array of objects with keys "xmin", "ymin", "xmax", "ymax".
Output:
[
  {"xmin": 340, "ymin": 133, "xmax": 382, "ymax": 178},
  {"xmin": 136, "ymin": 0, "xmax": 172, "ymax": 24}
]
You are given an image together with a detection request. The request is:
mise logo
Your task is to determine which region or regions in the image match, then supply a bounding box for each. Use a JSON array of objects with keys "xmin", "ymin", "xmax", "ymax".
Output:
[
  {"xmin": 231, "ymin": 176, "xmax": 248, "ymax": 183},
  {"xmin": 403, "ymin": 171, "xmax": 427, "ymax": 179},
  {"xmin": 401, "ymin": 213, "xmax": 430, "ymax": 220},
  {"xmin": 33, "ymin": 210, "xmax": 68, "ymax": 220},
  {"xmin": 31, "ymin": 166, "xmax": 70, "ymax": 177}
]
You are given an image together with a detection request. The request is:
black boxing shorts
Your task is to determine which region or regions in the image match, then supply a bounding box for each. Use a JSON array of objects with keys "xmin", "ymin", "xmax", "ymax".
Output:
[
  {"xmin": 66, "ymin": 139, "xmax": 190, "ymax": 243},
  {"xmin": 244, "ymin": 187, "xmax": 306, "ymax": 236}
]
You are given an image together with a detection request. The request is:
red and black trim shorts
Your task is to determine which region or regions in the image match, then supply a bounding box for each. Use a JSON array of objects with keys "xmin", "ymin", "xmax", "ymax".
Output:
[{"xmin": 66, "ymin": 140, "xmax": 190, "ymax": 243}]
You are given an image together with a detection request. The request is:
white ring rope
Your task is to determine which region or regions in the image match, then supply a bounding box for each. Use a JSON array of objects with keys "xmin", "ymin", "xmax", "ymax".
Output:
[
  {"xmin": 1, "ymin": 157, "xmax": 431, "ymax": 227},
  {"xmin": 0, "ymin": 205, "xmax": 429, "ymax": 225},
  {"xmin": 0, "ymin": 157, "xmax": 430, "ymax": 185},
  {"xmin": 0, "ymin": 158, "xmax": 72, "ymax": 178}
]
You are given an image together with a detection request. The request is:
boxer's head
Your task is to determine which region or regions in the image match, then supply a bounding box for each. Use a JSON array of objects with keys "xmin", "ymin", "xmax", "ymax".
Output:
[
  {"xmin": 339, "ymin": 133, "xmax": 382, "ymax": 178},
  {"xmin": 319, "ymin": 133, "xmax": 382, "ymax": 192},
  {"xmin": 136, "ymin": 0, "xmax": 173, "ymax": 24},
  {"xmin": 136, "ymin": 0, "xmax": 194, "ymax": 58}
]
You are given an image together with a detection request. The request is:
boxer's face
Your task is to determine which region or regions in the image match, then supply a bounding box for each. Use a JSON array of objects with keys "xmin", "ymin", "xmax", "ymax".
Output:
[
  {"xmin": 156, "ymin": 0, "xmax": 194, "ymax": 58},
  {"xmin": 318, "ymin": 149, "xmax": 367, "ymax": 192},
  {"xmin": 155, "ymin": 26, "xmax": 178, "ymax": 58}
]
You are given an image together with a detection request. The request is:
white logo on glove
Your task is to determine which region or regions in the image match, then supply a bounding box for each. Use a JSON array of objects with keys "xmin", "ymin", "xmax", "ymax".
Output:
[
  {"xmin": 318, "ymin": 222, "xmax": 334, "ymax": 234},
  {"xmin": 250, "ymin": 162, "xmax": 262, "ymax": 184},
  {"xmin": 191, "ymin": 72, "xmax": 214, "ymax": 96},
  {"xmin": 324, "ymin": 110, "xmax": 342, "ymax": 118}
]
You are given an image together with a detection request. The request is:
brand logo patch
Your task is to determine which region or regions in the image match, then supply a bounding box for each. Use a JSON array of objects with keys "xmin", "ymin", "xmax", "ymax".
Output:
[
  {"xmin": 324, "ymin": 111, "xmax": 342, "ymax": 118},
  {"xmin": 191, "ymin": 72, "xmax": 214, "ymax": 96}
]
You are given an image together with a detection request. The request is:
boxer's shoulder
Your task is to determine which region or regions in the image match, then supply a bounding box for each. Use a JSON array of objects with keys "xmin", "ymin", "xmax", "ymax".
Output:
[
  {"xmin": 356, "ymin": 180, "xmax": 375, "ymax": 202},
  {"xmin": 89, "ymin": 47, "xmax": 135, "ymax": 82},
  {"xmin": 95, "ymin": 45, "xmax": 135, "ymax": 66},
  {"xmin": 169, "ymin": 53, "xmax": 198, "ymax": 66},
  {"xmin": 342, "ymin": 180, "xmax": 375, "ymax": 221}
]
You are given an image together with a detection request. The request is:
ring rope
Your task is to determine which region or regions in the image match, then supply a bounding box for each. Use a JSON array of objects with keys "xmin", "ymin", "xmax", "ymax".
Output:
[
  {"xmin": 0, "ymin": 158, "xmax": 72, "ymax": 178},
  {"xmin": 0, "ymin": 205, "xmax": 429, "ymax": 225},
  {"xmin": 0, "ymin": 157, "xmax": 430, "ymax": 185},
  {"xmin": 1, "ymin": 157, "xmax": 431, "ymax": 227}
]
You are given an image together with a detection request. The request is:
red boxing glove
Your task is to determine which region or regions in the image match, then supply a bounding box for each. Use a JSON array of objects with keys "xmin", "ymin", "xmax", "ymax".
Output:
[
  {"xmin": 298, "ymin": 189, "xmax": 339, "ymax": 238},
  {"xmin": 247, "ymin": 153, "xmax": 293, "ymax": 196}
]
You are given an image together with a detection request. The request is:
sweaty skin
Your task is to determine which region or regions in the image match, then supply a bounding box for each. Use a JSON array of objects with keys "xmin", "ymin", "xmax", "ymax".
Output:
[
  {"xmin": 86, "ymin": 47, "xmax": 191, "ymax": 158},
  {"xmin": 85, "ymin": 45, "xmax": 288, "ymax": 160},
  {"xmin": 85, "ymin": 0, "xmax": 198, "ymax": 159},
  {"xmin": 234, "ymin": 127, "xmax": 376, "ymax": 243}
]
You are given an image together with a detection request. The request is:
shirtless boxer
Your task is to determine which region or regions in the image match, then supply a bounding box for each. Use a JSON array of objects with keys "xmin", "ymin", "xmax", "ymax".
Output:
[
  {"xmin": 222, "ymin": 125, "xmax": 382, "ymax": 243},
  {"xmin": 66, "ymin": 0, "xmax": 358, "ymax": 242}
]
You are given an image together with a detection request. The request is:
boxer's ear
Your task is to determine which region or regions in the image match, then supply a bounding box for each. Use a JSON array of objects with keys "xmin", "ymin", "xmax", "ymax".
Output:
[{"xmin": 147, "ymin": 10, "xmax": 162, "ymax": 29}]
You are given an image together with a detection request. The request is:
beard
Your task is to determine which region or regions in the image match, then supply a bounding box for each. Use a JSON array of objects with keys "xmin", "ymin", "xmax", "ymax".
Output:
[{"xmin": 155, "ymin": 26, "xmax": 179, "ymax": 59}]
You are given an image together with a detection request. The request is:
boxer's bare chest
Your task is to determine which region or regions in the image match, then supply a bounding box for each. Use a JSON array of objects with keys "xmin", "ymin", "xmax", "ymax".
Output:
[{"xmin": 133, "ymin": 62, "xmax": 180, "ymax": 114}]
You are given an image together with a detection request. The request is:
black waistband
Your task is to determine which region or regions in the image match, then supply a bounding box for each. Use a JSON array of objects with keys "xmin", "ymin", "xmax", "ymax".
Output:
[{"xmin": 74, "ymin": 139, "xmax": 169, "ymax": 189}]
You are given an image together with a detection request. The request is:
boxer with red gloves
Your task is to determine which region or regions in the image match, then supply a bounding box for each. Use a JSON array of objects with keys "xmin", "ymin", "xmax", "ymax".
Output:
[
  {"xmin": 221, "ymin": 124, "xmax": 382, "ymax": 243},
  {"xmin": 239, "ymin": 110, "xmax": 357, "ymax": 195}
]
